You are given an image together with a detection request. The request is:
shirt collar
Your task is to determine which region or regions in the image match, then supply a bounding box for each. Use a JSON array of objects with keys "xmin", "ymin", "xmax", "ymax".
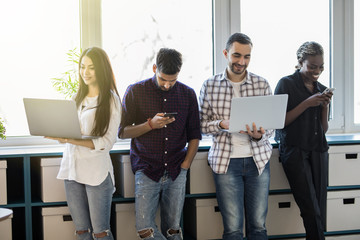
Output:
[
  {"xmin": 223, "ymin": 68, "xmax": 251, "ymax": 84},
  {"xmin": 150, "ymin": 74, "xmax": 177, "ymax": 93},
  {"xmin": 295, "ymin": 69, "xmax": 322, "ymax": 93}
]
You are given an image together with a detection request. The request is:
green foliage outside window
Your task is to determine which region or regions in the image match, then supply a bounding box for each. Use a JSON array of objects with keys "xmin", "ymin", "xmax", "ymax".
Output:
[
  {"xmin": 0, "ymin": 117, "xmax": 6, "ymax": 140},
  {"xmin": 51, "ymin": 48, "xmax": 82, "ymax": 99}
]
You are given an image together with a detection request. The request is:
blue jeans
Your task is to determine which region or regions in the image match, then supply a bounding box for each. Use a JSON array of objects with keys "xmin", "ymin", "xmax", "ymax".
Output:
[
  {"xmin": 213, "ymin": 157, "xmax": 270, "ymax": 240},
  {"xmin": 135, "ymin": 169, "xmax": 187, "ymax": 240},
  {"xmin": 64, "ymin": 174, "xmax": 114, "ymax": 240}
]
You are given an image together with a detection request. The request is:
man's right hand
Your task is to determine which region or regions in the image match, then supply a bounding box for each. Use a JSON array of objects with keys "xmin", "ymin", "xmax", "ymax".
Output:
[
  {"xmin": 219, "ymin": 119, "xmax": 230, "ymax": 130},
  {"xmin": 150, "ymin": 113, "xmax": 176, "ymax": 129}
]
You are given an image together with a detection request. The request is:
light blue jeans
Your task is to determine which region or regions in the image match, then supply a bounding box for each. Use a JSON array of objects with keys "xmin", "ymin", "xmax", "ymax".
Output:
[
  {"xmin": 135, "ymin": 169, "xmax": 187, "ymax": 240},
  {"xmin": 213, "ymin": 157, "xmax": 270, "ymax": 240},
  {"xmin": 64, "ymin": 174, "xmax": 114, "ymax": 240}
]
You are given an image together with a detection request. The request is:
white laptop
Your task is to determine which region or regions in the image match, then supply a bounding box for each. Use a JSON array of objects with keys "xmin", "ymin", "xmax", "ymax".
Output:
[
  {"xmin": 228, "ymin": 94, "xmax": 288, "ymax": 133},
  {"xmin": 23, "ymin": 98, "xmax": 97, "ymax": 139}
]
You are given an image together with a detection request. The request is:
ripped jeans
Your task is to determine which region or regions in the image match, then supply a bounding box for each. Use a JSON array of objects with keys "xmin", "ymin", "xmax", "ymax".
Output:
[
  {"xmin": 135, "ymin": 169, "xmax": 187, "ymax": 240},
  {"xmin": 64, "ymin": 174, "xmax": 114, "ymax": 240}
]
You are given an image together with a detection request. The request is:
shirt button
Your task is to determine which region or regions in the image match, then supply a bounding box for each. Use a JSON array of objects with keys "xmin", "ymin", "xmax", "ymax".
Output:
[
  {"xmin": 165, "ymin": 138, "xmax": 168, "ymax": 141},
  {"xmin": 164, "ymin": 99, "xmax": 167, "ymax": 101},
  {"xmin": 165, "ymin": 151, "xmax": 167, "ymax": 154},
  {"xmin": 165, "ymin": 163, "xmax": 168, "ymax": 166},
  {"xmin": 315, "ymin": 132, "xmax": 318, "ymax": 135},
  {"xmin": 315, "ymin": 117, "xmax": 317, "ymax": 120}
]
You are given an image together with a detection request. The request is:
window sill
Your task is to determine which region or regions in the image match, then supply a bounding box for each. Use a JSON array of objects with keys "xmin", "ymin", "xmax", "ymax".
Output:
[{"xmin": 0, "ymin": 134, "xmax": 359, "ymax": 156}]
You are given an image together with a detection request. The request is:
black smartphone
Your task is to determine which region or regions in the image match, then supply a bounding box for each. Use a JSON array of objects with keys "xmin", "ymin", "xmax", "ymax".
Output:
[{"xmin": 163, "ymin": 112, "xmax": 178, "ymax": 118}]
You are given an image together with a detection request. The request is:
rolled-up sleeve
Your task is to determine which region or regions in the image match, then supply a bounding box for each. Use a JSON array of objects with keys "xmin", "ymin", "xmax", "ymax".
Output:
[{"xmin": 199, "ymin": 81, "xmax": 223, "ymax": 135}]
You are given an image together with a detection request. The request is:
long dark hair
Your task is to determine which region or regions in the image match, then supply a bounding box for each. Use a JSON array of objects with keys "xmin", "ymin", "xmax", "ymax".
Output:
[{"xmin": 75, "ymin": 47, "xmax": 120, "ymax": 136}]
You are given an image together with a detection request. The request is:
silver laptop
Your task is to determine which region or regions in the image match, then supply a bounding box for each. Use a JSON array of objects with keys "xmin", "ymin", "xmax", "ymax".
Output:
[
  {"xmin": 228, "ymin": 94, "xmax": 288, "ymax": 133},
  {"xmin": 23, "ymin": 98, "xmax": 97, "ymax": 139}
]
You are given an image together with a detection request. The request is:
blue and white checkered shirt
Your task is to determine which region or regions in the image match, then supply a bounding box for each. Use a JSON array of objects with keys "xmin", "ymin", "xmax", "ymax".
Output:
[{"xmin": 199, "ymin": 69, "xmax": 274, "ymax": 175}]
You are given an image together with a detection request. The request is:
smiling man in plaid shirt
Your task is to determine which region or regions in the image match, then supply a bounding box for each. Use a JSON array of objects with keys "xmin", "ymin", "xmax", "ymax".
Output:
[{"xmin": 199, "ymin": 33, "xmax": 274, "ymax": 240}]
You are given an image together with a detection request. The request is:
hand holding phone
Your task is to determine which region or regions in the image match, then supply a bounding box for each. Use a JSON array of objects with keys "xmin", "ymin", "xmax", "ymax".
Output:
[
  {"xmin": 163, "ymin": 112, "xmax": 178, "ymax": 118},
  {"xmin": 322, "ymin": 88, "xmax": 335, "ymax": 94}
]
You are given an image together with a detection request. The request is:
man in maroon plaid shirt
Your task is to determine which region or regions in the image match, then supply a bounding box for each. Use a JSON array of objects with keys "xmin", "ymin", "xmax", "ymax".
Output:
[{"xmin": 119, "ymin": 48, "xmax": 201, "ymax": 240}]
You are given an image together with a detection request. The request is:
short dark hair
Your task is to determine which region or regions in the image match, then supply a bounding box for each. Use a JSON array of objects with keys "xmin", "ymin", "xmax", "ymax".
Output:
[
  {"xmin": 225, "ymin": 33, "xmax": 253, "ymax": 51},
  {"xmin": 155, "ymin": 48, "xmax": 182, "ymax": 75}
]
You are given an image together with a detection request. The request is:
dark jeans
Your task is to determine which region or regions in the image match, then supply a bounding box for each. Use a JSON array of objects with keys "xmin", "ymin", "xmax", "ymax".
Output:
[{"xmin": 280, "ymin": 146, "xmax": 328, "ymax": 240}]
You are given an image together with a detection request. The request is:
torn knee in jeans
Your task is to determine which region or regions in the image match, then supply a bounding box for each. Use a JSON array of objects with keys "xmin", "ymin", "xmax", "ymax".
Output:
[
  {"xmin": 93, "ymin": 229, "xmax": 111, "ymax": 238},
  {"xmin": 167, "ymin": 228, "xmax": 182, "ymax": 237},
  {"xmin": 76, "ymin": 229, "xmax": 91, "ymax": 235},
  {"xmin": 138, "ymin": 228, "xmax": 154, "ymax": 239}
]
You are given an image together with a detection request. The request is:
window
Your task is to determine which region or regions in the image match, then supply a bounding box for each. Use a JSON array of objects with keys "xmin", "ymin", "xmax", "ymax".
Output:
[
  {"xmin": 1, "ymin": 0, "xmax": 359, "ymax": 142},
  {"xmin": 0, "ymin": 0, "xmax": 80, "ymax": 137},
  {"xmin": 240, "ymin": 0, "xmax": 330, "ymax": 92},
  {"xmin": 354, "ymin": 0, "xmax": 360, "ymax": 124},
  {"xmin": 101, "ymin": 0, "xmax": 213, "ymax": 99}
]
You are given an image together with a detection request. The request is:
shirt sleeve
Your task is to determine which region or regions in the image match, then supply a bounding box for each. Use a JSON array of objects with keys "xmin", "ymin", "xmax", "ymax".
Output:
[
  {"xmin": 274, "ymin": 77, "xmax": 289, "ymax": 95},
  {"xmin": 186, "ymin": 89, "xmax": 202, "ymax": 141},
  {"xmin": 118, "ymin": 85, "xmax": 136, "ymax": 138},
  {"xmin": 199, "ymin": 81, "xmax": 223, "ymax": 135},
  {"xmin": 275, "ymin": 77, "xmax": 293, "ymax": 113},
  {"xmin": 91, "ymin": 94, "xmax": 121, "ymax": 152}
]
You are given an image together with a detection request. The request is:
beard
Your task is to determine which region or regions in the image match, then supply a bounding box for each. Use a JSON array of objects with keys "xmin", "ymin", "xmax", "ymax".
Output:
[
  {"xmin": 230, "ymin": 63, "xmax": 247, "ymax": 75},
  {"xmin": 156, "ymin": 81, "xmax": 174, "ymax": 91}
]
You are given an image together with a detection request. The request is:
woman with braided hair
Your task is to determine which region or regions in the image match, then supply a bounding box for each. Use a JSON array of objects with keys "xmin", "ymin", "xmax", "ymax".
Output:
[{"xmin": 274, "ymin": 41, "xmax": 333, "ymax": 240}]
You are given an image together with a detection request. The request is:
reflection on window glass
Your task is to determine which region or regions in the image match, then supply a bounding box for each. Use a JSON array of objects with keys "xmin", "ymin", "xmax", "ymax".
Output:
[
  {"xmin": 0, "ymin": 0, "xmax": 80, "ymax": 136},
  {"xmin": 240, "ymin": 0, "xmax": 330, "ymax": 92},
  {"xmin": 354, "ymin": 1, "xmax": 360, "ymax": 124},
  {"xmin": 101, "ymin": 0, "xmax": 213, "ymax": 99}
]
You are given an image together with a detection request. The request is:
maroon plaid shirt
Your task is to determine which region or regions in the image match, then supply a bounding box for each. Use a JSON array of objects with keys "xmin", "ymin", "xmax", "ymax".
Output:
[{"xmin": 119, "ymin": 75, "xmax": 202, "ymax": 182}]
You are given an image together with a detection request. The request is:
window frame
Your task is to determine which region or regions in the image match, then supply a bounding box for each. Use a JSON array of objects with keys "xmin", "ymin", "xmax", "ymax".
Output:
[{"xmin": 331, "ymin": 0, "xmax": 359, "ymax": 133}]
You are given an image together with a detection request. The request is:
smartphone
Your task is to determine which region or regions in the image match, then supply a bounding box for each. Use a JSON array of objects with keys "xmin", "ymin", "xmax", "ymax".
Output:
[
  {"xmin": 322, "ymin": 87, "xmax": 335, "ymax": 94},
  {"xmin": 164, "ymin": 112, "xmax": 178, "ymax": 118}
]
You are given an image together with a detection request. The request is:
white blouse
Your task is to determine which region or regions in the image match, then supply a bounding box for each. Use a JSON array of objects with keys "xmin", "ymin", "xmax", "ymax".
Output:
[{"xmin": 57, "ymin": 91, "xmax": 121, "ymax": 187}]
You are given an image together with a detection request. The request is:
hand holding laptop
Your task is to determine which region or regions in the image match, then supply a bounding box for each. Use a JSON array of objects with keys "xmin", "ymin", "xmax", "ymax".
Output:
[
  {"xmin": 240, "ymin": 122, "xmax": 265, "ymax": 140},
  {"xmin": 45, "ymin": 136, "xmax": 70, "ymax": 144},
  {"xmin": 219, "ymin": 119, "xmax": 230, "ymax": 129},
  {"xmin": 221, "ymin": 120, "xmax": 265, "ymax": 140}
]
